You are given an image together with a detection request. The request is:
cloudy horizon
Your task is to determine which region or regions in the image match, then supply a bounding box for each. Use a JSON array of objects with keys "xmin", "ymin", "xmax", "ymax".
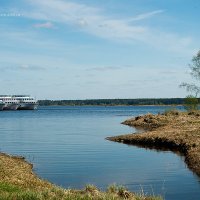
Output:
[{"xmin": 0, "ymin": 0, "xmax": 199, "ymax": 100}]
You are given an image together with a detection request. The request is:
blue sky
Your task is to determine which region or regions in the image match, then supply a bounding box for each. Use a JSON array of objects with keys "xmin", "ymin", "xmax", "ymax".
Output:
[{"xmin": 0, "ymin": 0, "xmax": 200, "ymax": 99}]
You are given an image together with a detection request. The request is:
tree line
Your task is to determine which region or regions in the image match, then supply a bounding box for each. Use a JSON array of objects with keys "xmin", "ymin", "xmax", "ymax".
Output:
[{"xmin": 38, "ymin": 98, "xmax": 188, "ymax": 106}]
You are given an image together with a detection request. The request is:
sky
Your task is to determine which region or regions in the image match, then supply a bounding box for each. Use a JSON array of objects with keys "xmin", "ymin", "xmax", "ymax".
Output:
[{"xmin": 0, "ymin": 0, "xmax": 200, "ymax": 100}]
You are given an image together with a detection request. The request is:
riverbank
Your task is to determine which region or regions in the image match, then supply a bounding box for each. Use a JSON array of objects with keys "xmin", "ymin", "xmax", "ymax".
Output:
[
  {"xmin": 0, "ymin": 153, "xmax": 162, "ymax": 199},
  {"xmin": 107, "ymin": 110, "xmax": 200, "ymax": 176}
]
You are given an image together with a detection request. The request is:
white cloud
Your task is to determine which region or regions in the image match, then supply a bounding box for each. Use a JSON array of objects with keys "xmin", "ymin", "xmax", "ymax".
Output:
[
  {"xmin": 0, "ymin": 63, "xmax": 45, "ymax": 71},
  {"xmin": 128, "ymin": 10, "xmax": 164, "ymax": 21},
  {"xmin": 87, "ymin": 65, "xmax": 132, "ymax": 72},
  {"xmin": 22, "ymin": 0, "xmax": 197, "ymax": 55},
  {"xmin": 19, "ymin": 64, "xmax": 44, "ymax": 70},
  {"xmin": 33, "ymin": 22, "xmax": 54, "ymax": 29}
]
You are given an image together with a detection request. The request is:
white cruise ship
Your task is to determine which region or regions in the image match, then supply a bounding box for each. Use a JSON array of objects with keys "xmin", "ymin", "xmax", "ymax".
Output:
[
  {"xmin": 0, "ymin": 96, "xmax": 19, "ymax": 110},
  {"xmin": 13, "ymin": 95, "xmax": 38, "ymax": 110},
  {"xmin": 0, "ymin": 95, "xmax": 38, "ymax": 111},
  {"xmin": 0, "ymin": 100, "xmax": 6, "ymax": 110}
]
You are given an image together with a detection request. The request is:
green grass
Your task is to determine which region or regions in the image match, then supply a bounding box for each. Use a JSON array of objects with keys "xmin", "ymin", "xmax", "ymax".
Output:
[
  {"xmin": 0, "ymin": 182, "xmax": 21, "ymax": 193},
  {"xmin": 0, "ymin": 182, "xmax": 163, "ymax": 200}
]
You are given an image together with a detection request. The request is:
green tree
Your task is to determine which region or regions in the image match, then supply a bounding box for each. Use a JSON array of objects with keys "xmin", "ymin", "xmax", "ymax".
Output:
[
  {"xmin": 180, "ymin": 50, "xmax": 200, "ymax": 97},
  {"xmin": 184, "ymin": 95, "xmax": 199, "ymax": 111}
]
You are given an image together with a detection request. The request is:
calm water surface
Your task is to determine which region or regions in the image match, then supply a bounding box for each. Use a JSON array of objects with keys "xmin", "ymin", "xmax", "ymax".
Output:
[{"xmin": 0, "ymin": 106, "xmax": 200, "ymax": 200}]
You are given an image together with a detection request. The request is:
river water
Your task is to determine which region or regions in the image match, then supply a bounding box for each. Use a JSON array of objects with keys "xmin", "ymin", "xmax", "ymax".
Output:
[{"xmin": 0, "ymin": 106, "xmax": 200, "ymax": 199}]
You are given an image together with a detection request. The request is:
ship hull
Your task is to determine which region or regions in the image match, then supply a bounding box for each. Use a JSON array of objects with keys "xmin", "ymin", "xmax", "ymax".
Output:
[
  {"xmin": 18, "ymin": 103, "xmax": 38, "ymax": 110},
  {"xmin": 3, "ymin": 104, "xmax": 19, "ymax": 111},
  {"xmin": 0, "ymin": 104, "xmax": 5, "ymax": 111}
]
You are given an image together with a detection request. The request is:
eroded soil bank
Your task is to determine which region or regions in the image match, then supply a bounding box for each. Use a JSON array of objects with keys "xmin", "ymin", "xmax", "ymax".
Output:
[{"xmin": 107, "ymin": 110, "xmax": 200, "ymax": 176}]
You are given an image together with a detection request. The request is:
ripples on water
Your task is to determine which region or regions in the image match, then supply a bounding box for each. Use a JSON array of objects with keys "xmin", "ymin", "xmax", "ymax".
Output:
[{"xmin": 0, "ymin": 106, "xmax": 200, "ymax": 200}]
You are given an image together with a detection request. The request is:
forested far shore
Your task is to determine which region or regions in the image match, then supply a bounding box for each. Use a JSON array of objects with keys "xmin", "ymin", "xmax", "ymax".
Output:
[{"xmin": 38, "ymin": 98, "xmax": 193, "ymax": 106}]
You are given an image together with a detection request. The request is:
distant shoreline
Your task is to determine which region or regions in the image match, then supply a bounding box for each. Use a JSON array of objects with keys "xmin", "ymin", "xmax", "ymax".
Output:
[
  {"xmin": 38, "ymin": 98, "xmax": 188, "ymax": 107},
  {"xmin": 39, "ymin": 104, "xmax": 183, "ymax": 107}
]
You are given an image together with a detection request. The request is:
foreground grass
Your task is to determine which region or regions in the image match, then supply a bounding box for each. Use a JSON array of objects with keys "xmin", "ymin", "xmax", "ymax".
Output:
[
  {"xmin": 107, "ymin": 110, "xmax": 200, "ymax": 176},
  {"xmin": 0, "ymin": 153, "xmax": 162, "ymax": 200}
]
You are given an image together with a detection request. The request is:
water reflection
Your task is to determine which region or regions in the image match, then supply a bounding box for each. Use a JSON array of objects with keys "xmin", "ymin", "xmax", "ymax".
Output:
[{"xmin": 0, "ymin": 106, "xmax": 199, "ymax": 200}]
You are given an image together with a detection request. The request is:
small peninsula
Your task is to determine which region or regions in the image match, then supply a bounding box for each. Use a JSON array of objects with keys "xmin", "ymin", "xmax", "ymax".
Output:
[{"xmin": 107, "ymin": 110, "xmax": 200, "ymax": 176}]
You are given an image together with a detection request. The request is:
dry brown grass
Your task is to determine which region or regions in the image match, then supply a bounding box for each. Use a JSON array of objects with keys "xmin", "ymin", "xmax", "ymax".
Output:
[
  {"xmin": 0, "ymin": 153, "xmax": 162, "ymax": 199},
  {"xmin": 0, "ymin": 153, "xmax": 53, "ymax": 190},
  {"xmin": 107, "ymin": 111, "xmax": 200, "ymax": 176}
]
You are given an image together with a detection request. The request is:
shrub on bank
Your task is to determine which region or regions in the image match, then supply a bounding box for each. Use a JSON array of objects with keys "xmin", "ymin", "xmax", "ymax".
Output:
[{"xmin": 184, "ymin": 95, "xmax": 199, "ymax": 111}]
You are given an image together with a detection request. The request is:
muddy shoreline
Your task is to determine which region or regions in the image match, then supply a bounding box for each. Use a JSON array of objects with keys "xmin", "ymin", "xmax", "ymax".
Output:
[{"xmin": 107, "ymin": 110, "xmax": 200, "ymax": 176}]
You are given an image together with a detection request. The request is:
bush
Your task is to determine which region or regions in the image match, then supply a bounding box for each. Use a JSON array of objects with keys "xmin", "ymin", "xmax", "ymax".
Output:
[{"xmin": 184, "ymin": 95, "xmax": 199, "ymax": 111}]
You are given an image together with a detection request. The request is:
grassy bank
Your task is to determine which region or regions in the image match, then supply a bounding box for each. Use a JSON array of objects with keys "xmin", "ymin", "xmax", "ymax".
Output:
[
  {"xmin": 107, "ymin": 110, "xmax": 200, "ymax": 176},
  {"xmin": 0, "ymin": 153, "xmax": 162, "ymax": 200}
]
